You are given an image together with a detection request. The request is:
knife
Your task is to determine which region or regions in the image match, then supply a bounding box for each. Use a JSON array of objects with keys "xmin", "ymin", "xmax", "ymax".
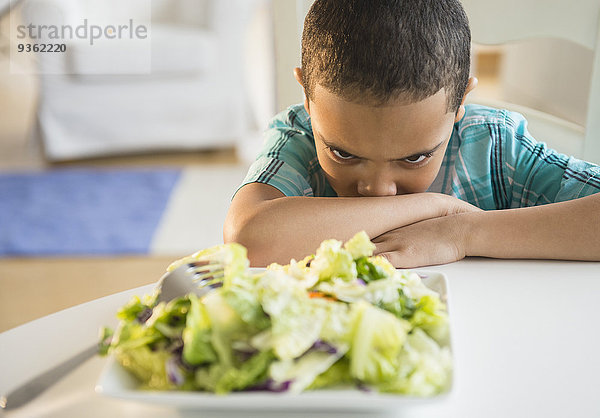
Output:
[{"xmin": 0, "ymin": 344, "xmax": 98, "ymax": 410}]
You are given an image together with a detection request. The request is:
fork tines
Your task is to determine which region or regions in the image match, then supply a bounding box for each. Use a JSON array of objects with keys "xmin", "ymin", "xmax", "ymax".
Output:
[{"xmin": 186, "ymin": 261, "xmax": 225, "ymax": 285}]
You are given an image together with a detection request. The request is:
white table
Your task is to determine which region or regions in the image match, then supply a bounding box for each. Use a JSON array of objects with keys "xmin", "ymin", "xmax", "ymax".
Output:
[{"xmin": 1, "ymin": 258, "xmax": 600, "ymax": 418}]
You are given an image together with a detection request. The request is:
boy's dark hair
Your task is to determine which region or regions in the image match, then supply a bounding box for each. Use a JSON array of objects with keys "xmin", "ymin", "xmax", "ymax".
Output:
[{"xmin": 301, "ymin": 0, "xmax": 471, "ymax": 112}]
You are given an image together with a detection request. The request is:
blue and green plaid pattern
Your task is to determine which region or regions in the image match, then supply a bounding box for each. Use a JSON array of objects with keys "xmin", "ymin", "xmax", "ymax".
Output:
[{"xmin": 239, "ymin": 104, "xmax": 600, "ymax": 208}]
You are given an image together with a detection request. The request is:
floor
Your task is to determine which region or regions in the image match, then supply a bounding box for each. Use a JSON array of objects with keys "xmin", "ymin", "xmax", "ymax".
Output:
[
  {"xmin": 0, "ymin": 19, "xmax": 246, "ymax": 331},
  {"xmin": 0, "ymin": 15, "xmax": 502, "ymax": 332}
]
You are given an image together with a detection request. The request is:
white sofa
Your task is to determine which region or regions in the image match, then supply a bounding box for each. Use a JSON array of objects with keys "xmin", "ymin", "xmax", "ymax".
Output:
[{"xmin": 20, "ymin": 0, "xmax": 272, "ymax": 161}]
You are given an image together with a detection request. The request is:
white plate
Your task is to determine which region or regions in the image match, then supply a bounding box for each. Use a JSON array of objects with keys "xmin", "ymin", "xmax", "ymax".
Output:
[{"xmin": 95, "ymin": 270, "xmax": 452, "ymax": 411}]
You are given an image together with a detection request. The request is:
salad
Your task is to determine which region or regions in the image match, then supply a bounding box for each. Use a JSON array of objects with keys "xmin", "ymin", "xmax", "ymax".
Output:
[{"xmin": 99, "ymin": 231, "xmax": 452, "ymax": 396}]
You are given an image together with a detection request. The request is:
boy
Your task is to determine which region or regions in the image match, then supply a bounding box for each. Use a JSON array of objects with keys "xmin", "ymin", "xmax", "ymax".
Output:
[{"xmin": 224, "ymin": 0, "xmax": 600, "ymax": 267}]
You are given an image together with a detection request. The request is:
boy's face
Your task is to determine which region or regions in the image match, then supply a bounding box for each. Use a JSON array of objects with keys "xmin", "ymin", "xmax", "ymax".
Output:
[{"xmin": 304, "ymin": 83, "xmax": 462, "ymax": 197}]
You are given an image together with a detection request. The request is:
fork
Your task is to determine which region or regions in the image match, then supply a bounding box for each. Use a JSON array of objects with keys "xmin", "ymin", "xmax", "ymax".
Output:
[
  {"xmin": 156, "ymin": 260, "xmax": 225, "ymax": 303},
  {"xmin": 0, "ymin": 260, "xmax": 224, "ymax": 410}
]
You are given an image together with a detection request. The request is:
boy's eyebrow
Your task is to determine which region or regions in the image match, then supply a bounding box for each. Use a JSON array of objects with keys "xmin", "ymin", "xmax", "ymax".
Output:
[
  {"xmin": 314, "ymin": 130, "xmax": 446, "ymax": 161},
  {"xmin": 399, "ymin": 140, "xmax": 446, "ymax": 160}
]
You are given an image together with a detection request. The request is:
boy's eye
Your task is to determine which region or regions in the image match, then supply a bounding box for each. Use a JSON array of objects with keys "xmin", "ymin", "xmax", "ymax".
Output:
[
  {"xmin": 330, "ymin": 148, "xmax": 356, "ymax": 160},
  {"xmin": 403, "ymin": 153, "xmax": 432, "ymax": 164}
]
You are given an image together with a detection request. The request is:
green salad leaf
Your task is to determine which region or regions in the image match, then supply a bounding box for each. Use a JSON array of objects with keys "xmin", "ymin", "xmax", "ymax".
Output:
[
  {"xmin": 349, "ymin": 301, "xmax": 411, "ymax": 383},
  {"xmin": 182, "ymin": 293, "xmax": 217, "ymax": 366}
]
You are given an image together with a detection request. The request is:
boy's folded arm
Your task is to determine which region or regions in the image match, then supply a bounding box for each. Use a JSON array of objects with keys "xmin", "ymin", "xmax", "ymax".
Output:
[
  {"xmin": 372, "ymin": 193, "xmax": 600, "ymax": 268},
  {"xmin": 223, "ymin": 182, "xmax": 478, "ymax": 266},
  {"xmin": 463, "ymin": 193, "xmax": 600, "ymax": 261}
]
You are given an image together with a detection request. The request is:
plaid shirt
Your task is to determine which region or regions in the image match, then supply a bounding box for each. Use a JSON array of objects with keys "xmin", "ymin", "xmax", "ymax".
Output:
[{"xmin": 240, "ymin": 104, "xmax": 600, "ymax": 208}]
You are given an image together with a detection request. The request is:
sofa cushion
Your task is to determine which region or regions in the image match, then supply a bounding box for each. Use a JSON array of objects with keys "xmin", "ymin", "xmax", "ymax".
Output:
[{"xmin": 65, "ymin": 25, "xmax": 217, "ymax": 76}]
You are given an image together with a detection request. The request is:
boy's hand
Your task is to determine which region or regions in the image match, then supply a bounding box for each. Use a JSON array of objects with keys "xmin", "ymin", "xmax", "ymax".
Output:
[
  {"xmin": 371, "ymin": 195, "xmax": 480, "ymax": 268},
  {"xmin": 374, "ymin": 193, "xmax": 600, "ymax": 267},
  {"xmin": 372, "ymin": 214, "xmax": 467, "ymax": 268}
]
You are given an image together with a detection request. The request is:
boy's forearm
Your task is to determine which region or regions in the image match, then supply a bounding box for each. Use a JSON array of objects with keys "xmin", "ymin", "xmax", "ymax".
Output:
[
  {"xmin": 226, "ymin": 193, "xmax": 458, "ymax": 266},
  {"xmin": 463, "ymin": 193, "xmax": 600, "ymax": 260}
]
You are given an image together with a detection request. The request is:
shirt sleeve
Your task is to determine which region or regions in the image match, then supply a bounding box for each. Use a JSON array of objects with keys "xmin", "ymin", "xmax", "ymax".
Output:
[
  {"xmin": 501, "ymin": 111, "xmax": 600, "ymax": 206},
  {"xmin": 236, "ymin": 106, "xmax": 318, "ymax": 197}
]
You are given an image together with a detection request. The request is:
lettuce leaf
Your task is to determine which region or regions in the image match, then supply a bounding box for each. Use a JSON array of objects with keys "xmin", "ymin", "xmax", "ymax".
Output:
[
  {"xmin": 410, "ymin": 295, "xmax": 450, "ymax": 345},
  {"xmin": 258, "ymin": 270, "xmax": 325, "ymax": 360},
  {"xmin": 306, "ymin": 358, "xmax": 353, "ymax": 390},
  {"xmin": 114, "ymin": 346, "xmax": 176, "ymax": 390},
  {"xmin": 214, "ymin": 350, "xmax": 275, "ymax": 393},
  {"xmin": 310, "ymin": 239, "xmax": 356, "ymax": 281},
  {"xmin": 343, "ymin": 231, "xmax": 375, "ymax": 259},
  {"xmin": 182, "ymin": 293, "xmax": 217, "ymax": 366},
  {"xmin": 377, "ymin": 328, "xmax": 452, "ymax": 396},
  {"xmin": 349, "ymin": 301, "xmax": 411, "ymax": 383},
  {"xmin": 269, "ymin": 349, "xmax": 346, "ymax": 393}
]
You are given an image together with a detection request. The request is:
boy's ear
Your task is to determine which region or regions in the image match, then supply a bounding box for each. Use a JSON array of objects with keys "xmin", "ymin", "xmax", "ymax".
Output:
[
  {"xmin": 454, "ymin": 77, "xmax": 478, "ymax": 123},
  {"xmin": 294, "ymin": 67, "xmax": 310, "ymax": 113}
]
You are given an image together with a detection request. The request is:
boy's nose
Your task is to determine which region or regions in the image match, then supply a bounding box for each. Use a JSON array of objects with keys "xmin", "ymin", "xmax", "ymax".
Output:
[{"xmin": 357, "ymin": 177, "xmax": 398, "ymax": 197}]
